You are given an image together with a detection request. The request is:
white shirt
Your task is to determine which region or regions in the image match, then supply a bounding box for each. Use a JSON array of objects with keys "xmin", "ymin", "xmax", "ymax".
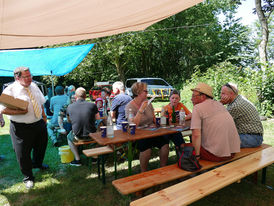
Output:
[{"xmin": 0, "ymin": 81, "xmax": 46, "ymax": 123}]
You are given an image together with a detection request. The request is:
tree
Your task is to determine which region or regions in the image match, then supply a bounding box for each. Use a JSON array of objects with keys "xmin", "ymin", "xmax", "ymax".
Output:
[{"xmin": 254, "ymin": 0, "xmax": 273, "ymax": 63}]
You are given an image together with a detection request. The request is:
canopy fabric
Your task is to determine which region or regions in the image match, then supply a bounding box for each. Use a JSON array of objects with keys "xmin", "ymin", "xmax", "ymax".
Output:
[
  {"xmin": 0, "ymin": 0, "xmax": 203, "ymax": 49},
  {"xmin": 0, "ymin": 44, "xmax": 94, "ymax": 76}
]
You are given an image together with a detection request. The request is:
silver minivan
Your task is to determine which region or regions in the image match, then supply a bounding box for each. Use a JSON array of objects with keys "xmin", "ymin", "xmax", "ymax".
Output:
[{"xmin": 125, "ymin": 78, "xmax": 174, "ymax": 98}]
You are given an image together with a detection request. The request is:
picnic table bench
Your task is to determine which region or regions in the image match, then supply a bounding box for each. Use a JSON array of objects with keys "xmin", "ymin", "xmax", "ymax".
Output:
[
  {"xmin": 130, "ymin": 146, "xmax": 274, "ymax": 206},
  {"xmin": 112, "ymin": 144, "xmax": 270, "ymax": 195}
]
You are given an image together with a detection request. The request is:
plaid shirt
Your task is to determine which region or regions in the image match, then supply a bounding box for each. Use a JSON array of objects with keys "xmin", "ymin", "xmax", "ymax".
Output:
[{"xmin": 227, "ymin": 95, "xmax": 263, "ymax": 134}]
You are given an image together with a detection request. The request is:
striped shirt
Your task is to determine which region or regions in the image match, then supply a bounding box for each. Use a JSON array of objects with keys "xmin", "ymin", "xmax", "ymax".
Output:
[{"xmin": 227, "ymin": 95, "xmax": 263, "ymax": 134}]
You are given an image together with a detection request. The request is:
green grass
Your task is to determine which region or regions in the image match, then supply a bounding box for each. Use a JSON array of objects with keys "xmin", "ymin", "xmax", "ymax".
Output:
[{"xmin": 0, "ymin": 115, "xmax": 273, "ymax": 206}]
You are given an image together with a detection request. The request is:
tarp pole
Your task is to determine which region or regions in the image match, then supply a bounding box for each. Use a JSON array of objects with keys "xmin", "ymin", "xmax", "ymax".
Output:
[{"xmin": 51, "ymin": 71, "xmax": 55, "ymax": 96}]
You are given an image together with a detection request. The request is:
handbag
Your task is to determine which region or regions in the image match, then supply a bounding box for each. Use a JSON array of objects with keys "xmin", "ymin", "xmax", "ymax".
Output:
[{"xmin": 176, "ymin": 145, "xmax": 202, "ymax": 172}]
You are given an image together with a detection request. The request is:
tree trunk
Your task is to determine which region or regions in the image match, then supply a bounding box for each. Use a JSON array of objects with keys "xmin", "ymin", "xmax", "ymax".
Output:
[{"xmin": 255, "ymin": 0, "xmax": 269, "ymax": 64}]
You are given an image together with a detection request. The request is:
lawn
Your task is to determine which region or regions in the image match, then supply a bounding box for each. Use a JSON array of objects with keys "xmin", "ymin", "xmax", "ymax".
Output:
[{"xmin": 0, "ymin": 114, "xmax": 273, "ymax": 206}]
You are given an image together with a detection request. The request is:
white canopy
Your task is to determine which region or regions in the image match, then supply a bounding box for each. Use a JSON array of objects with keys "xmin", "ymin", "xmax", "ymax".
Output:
[{"xmin": 0, "ymin": 0, "xmax": 203, "ymax": 49}]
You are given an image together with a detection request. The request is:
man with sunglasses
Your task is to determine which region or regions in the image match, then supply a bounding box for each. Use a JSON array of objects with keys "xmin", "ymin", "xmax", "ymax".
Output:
[{"xmin": 220, "ymin": 83, "xmax": 263, "ymax": 148}]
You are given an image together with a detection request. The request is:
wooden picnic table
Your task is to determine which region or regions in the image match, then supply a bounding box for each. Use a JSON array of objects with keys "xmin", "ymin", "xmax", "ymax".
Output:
[{"xmin": 89, "ymin": 120, "xmax": 191, "ymax": 175}]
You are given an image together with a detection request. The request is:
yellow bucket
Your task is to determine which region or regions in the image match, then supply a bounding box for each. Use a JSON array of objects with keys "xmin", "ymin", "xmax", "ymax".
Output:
[{"xmin": 58, "ymin": 145, "xmax": 74, "ymax": 163}]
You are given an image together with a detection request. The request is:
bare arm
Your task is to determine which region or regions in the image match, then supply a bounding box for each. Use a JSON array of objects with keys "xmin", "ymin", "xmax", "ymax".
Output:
[
  {"xmin": 41, "ymin": 105, "xmax": 47, "ymax": 123},
  {"xmin": 132, "ymin": 101, "xmax": 148, "ymax": 127},
  {"xmin": 191, "ymin": 128, "xmax": 201, "ymax": 158}
]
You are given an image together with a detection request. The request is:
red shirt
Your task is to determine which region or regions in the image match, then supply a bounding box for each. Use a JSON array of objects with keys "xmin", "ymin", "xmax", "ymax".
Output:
[{"xmin": 164, "ymin": 102, "xmax": 191, "ymax": 121}]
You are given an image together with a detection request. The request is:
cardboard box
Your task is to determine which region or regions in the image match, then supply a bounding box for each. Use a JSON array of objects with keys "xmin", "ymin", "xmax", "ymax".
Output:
[{"xmin": 0, "ymin": 93, "xmax": 29, "ymax": 110}]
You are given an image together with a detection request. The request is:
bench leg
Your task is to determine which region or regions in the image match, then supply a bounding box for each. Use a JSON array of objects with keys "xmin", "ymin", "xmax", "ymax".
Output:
[{"xmin": 97, "ymin": 156, "xmax": 101, "ymax": 180}]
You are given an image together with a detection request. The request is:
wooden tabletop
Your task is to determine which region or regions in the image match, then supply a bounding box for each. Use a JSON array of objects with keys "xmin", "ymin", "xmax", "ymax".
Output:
[
  {"xmin": 89, "ymin": 128, "xmax": 177, "ymax": 146},
  {"xmin": 89, "ymin": 120, "xmax": 191, "ymax": 146}
]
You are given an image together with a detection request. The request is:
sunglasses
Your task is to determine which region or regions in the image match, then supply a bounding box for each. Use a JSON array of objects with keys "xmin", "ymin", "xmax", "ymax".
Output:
[{"xmin": 225, "ymin": 83, "xmax": 236, "ymax": 94}]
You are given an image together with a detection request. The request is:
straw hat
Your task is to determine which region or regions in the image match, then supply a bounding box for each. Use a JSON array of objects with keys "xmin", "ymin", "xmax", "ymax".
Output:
[{"xmin": 191, "ymin": 82, "xmax": 213, "ymax": 98}]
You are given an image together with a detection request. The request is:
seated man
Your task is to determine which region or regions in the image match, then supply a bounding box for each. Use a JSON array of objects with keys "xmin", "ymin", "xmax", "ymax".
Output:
[
  {"xmin": 110, "ymin": 81, "xmax": 132, "ymax": 130},
  {"xmin": 191, "ymin": 82, "xmax": 240, "ymax": 162},
  {"xmin": 47, "ymin": 86, "xmax": 68, "ymax": 146},
  {"xmin": 66, "ymin": 87, "xmax": 100, "ymax": 166},
  {"xmin": 220, "ymin": 83, "xmax": 263, "ymax": 148}
]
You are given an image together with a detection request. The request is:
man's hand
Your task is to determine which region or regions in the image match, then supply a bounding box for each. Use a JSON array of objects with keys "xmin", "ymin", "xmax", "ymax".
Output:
[
  {"xmin": 0, "ymin": 114, "xmax": 5, "ymax": 127},
  {"xmin": 220, "ymin": 94, "xmax": 230, "ymax": 105}
]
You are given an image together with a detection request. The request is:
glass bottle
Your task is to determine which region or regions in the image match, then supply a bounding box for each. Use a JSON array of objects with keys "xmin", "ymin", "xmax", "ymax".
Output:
[
  {"xmin": 106, "ymin": 113, "xmax": 114, "ymax": 138},
  {"xmin": 179, "ymin": 109, "xmax": 185, "ymax": 126},
  {"xmin": 171, "ymin": 106, "xmax": 176, "ymax": 123}
]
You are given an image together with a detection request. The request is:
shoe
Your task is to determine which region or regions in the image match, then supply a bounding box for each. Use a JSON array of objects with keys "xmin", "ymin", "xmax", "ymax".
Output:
[
  {"xmin": 25, "ymin": 180, "xmax": 34, "ymax": 189},
  {"xmin": 70, "ymin": 160, "xmax": 82, "ymax": 166},
  {"xmin": 91, "ymin": 158, "xmax": 97, "ymax": 165},
  {"xmin": 33, "ymin": 163, "xmax": 49, "ymax": 170},
  {"xmin": 0, "ymin": 155, "xmax": 5, "ymax": 161}
]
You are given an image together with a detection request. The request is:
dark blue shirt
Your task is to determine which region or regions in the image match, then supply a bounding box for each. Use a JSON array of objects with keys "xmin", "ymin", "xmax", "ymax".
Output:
[{"xmin": 111, "ymin": 93, "xmax": 132, "ymax": 129}]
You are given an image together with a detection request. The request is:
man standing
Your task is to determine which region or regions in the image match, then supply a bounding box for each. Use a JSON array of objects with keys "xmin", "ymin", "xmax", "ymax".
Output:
[
  {"xmin": 0, "ymin": 67, "xmax": 48, "ymax": 189},
  {"xmin": 220, "ymin": 83, "xmax": 263, "ymax": 148},
  {"xmin": 191, "ymin": 82, "xmax": 240, "ymax": 162},
  {"xmin": 66, "ymin": 87, "xmax": 100, "ymax": 166},
  {"xmin": 110, "ymin": 81, "xmax": 132, "ymax": 129}
]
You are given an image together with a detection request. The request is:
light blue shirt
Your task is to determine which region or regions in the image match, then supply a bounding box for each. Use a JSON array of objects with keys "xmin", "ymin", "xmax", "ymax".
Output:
[{"xmin": 50, "ymin": 95, "xmax": 68, "ymax": 126}]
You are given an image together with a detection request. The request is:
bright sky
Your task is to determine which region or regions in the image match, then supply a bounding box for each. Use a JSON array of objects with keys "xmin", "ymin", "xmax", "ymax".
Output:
[{"xmin": 235, "ymin": 0, "xmax": 257, "ymax": 25}]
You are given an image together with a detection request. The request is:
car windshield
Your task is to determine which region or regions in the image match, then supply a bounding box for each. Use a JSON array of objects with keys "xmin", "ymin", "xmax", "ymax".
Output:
[
  {"xmin": 126, "ymin": 80, "xmax": 137, "ymax": 88},
  {"xmin": 141, "ymin": 79, "xmax": 169, "ymax": 86}
]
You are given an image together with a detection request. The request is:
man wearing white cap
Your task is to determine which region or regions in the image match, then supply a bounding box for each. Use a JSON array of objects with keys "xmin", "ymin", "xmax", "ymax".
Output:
[{"xmin": 190, "ymin": 82, "xmax": 240, "ymax": 162}]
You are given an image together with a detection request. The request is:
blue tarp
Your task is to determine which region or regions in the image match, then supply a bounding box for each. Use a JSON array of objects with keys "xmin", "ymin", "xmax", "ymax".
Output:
[{"xmin": 0, "ymin": 44, "xmax": 94, "ymax": 77}]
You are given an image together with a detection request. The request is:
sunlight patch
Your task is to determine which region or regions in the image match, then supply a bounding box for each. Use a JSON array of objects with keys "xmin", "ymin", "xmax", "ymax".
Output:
[{"xmin": 0, "ymin": 194, "xmax": 11, "ymax": 206}]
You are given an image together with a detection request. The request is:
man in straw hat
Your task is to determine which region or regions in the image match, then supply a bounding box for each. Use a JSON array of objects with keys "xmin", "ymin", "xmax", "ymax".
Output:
[
  {"xmin": 190, "ymin": 82, "xmax": 240, "ymax": 162},
  {"xmin": 220, "ymin": 83, "xmax": 263, "ymax": 148}
]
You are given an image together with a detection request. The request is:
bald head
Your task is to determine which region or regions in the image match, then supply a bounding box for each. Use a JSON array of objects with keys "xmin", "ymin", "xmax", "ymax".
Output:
[{"xmin": 75, "ymin": 87, "xmax": 86, "ymax": 99}]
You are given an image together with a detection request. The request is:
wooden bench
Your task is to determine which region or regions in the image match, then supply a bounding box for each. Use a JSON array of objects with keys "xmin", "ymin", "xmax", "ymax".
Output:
[
  {"xmin": 112, "ymin": 144, "xmax": 270, "ymax": 195},
  {"xmin": 83, "ymin": 146, "xmax": 114, "ymax": 184},
  {"xmin": 130, "ymin": 146, "xmax": 274, "ymax": 206}
]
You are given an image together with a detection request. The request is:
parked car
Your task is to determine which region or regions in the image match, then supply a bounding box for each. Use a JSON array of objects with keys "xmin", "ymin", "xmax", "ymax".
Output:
[
  {"xmin": 125, "ymin": 78, "xmax": 174, "ymax": 98},
  {"xmin": 89, "ymin": 81, "xmax": 114, "ymax": 101}
]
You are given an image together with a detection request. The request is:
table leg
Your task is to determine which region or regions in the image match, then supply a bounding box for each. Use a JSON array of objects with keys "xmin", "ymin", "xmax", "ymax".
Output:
[
  {"xmin": 114, "ymin": 146, "xmax": 117, "ymax": 179},
  {"xmin": 262, "ymin": 167, "xmax": 267, "ymax": 184},
  {"xmin": 128, "ymin": 141, "xmax": 133, "ymax": 175}
]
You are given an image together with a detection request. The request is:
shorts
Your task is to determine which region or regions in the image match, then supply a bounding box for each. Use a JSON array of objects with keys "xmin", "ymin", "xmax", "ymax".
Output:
[
  {"xmin": 163, "ymin": 132, "xmax": 185, "ymax": 147},
  {"xmin": 67, "ymin": 131, "xmax": 91, "ymax": 142},
  {"xmin": 137, "ymin": 136, "xmax": 169, "ymax": 152},
  {"xmin": 200, "ymin": 146, "xmax": 234, "ymax": 162}
]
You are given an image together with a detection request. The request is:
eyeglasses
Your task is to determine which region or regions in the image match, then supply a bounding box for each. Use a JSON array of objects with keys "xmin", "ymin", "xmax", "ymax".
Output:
[
  {"xmin": 225, "ymin": 83, "xmax": 236, "ymax": 94},
  {"xmin": 191, "ymin": 93, "xmax": 202, "ymax": 98},
  {"xmin": 20, "ymin": 75, "xmax": 32, "ymax": 79},
  {"xmin": 143, "ymin": 90, "xmax": 148, "ymax": 93}
]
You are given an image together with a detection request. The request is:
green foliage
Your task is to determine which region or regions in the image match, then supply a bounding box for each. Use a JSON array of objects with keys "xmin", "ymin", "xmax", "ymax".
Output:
[{"xmin": 179, "ymin": 61, "xmax": 273, "ymax": 117}]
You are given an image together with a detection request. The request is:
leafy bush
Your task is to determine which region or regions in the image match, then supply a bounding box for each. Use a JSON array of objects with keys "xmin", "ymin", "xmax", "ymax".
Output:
[{"xmin": 179, "ymin": 61, "xmax": 273, "ymax": 117}]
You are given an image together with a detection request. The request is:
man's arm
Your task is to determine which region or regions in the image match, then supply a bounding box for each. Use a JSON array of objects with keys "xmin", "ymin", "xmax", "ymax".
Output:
[
  {"xmin": 0, "ymin": 113, "xmax": 5, "ymax": 127},
  {"xmin": 41, "ymin": 105, "xmax": 47, "ymax": 123},
  {"xmin": 191, "ymin": 128, "xmax": 201, "ymax": 159},
  {"xmin": 1, "ymin": 107, "xmax": 28, "ymax": 115}
]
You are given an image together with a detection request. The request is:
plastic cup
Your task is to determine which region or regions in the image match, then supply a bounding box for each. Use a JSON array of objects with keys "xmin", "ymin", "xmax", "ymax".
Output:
[
  {"xmin": 99, "ymin": 109, "xmax": 104, "ymax": 117},
  {"xmin": 129, "ymin": 123, "xmax": 136, "ymax": 135},
  {"xmin": 121, "ymin": 121, "xmax": 128, "ymax": 132},
  {"xmin": 156, "ymin": 117, "xmax": 161, "ymax": 127},
  {"xmin": 100, "ymin": 126, "xmax": 107, "ymax": 138}
]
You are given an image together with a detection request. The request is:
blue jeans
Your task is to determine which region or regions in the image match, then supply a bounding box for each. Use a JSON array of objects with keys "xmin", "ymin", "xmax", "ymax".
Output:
[{"xmin": 239, "ymin": 133, "xmax": 263, "ymax": 148}]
